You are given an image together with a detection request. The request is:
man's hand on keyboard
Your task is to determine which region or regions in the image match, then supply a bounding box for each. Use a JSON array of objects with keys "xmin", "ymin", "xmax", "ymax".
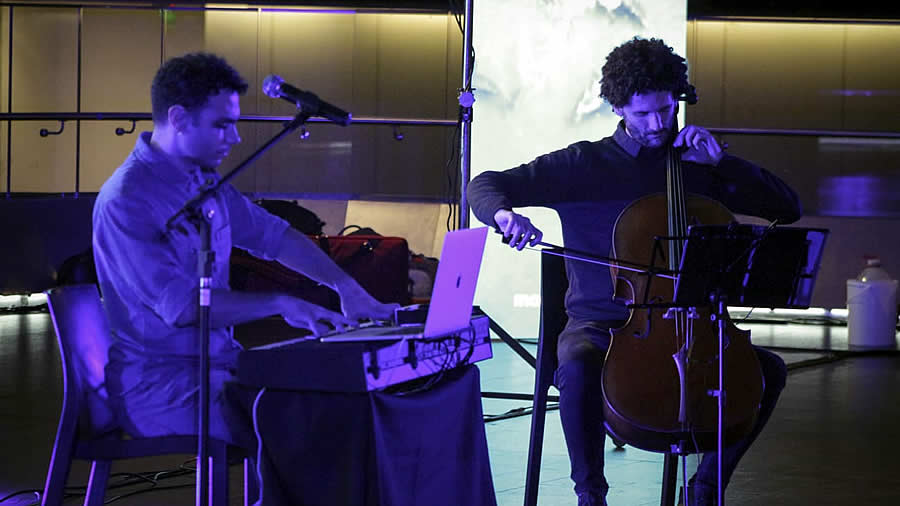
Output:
[
  {"xmin": 280, "ymin": 296, "xmax": 356, "ymax": 336},
  {"xmin": 335, "ymin": 281, "xmax": 401, "ymax": 322}
]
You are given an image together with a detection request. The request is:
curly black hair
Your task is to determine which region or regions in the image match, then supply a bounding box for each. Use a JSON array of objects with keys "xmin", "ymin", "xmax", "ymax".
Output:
[
  {"xmin": 599, "ymin": 37, "xmax": 693, "ymax": 108},
  {"xmin": 151, "ymin": 52, "xmax": 248, "ymax": 124}
]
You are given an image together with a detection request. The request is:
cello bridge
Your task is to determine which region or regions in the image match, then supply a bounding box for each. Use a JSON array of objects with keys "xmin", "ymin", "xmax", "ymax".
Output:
[{"xmin": 662, "ymin": 307, "xmax": 700, "ymax": 320}]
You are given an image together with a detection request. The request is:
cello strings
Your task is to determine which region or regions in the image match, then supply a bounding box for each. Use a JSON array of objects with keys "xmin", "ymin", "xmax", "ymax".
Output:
[
  {"xmin": 668, "ymin": 144, "xmax": 688, "ymax": 352},
  {"xmin": 669, "ymin": 142, "xmax": 694, "ymax": 435},
  {"xmin": 667, "ymin": 146, "xmax": 679, "ymax": 360},
  {"xmin": 668, "ymin": 146, "xmax": 686, "ymax": 436},
  {"xmin": 667, "ymin": 144, "xmax": 676, "ymax": 261}
]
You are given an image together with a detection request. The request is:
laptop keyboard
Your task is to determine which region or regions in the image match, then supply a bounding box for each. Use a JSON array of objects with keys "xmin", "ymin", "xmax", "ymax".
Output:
[{"xmin": 345, "ymin": 325, "xmax": 424, "ymax": 337}]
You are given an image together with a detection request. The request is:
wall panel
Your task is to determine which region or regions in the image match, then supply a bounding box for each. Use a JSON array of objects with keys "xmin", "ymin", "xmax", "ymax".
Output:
[
  {"xmin": 374, "ymin": 14, "xmax": 450, "ymax": 197},
  {"xmin": 843, "ymin": 24, "xmax": 900, "ymax": 132},
  {"xmin": 80, "ymin": 8, "xmax": 160, "ymax": 191},
  {"xmin": 444, "ymin": 14, "xmax": 463, "ymax": 119},
  {"xmin": 79, "ymin": 122, "xmax": 147, "ymax": 192},
  {"xmin": 81, "ymin": 9, "xmax": 159, "ymax": 112},
  {"xmin": 196, "ymin": 10, "xmax": 458, "ymax": 198},
  {"xmin": 1, "ymin": 7, "xmax": 459, "ymax": 197},
  {"xmin": 163, "ymin": 9, "xmax": 205, "ymax": 60},
  {"xmin": 1, "ymin": 7, "xmax": 8, "ymax": 193},
  {"xmin": 10, "ymin": 7, "xmax": 77, "ymax": 192},
  {"xmin": 349, "ymin": 14, "xmax": 378, "ymax": 195},
  {"xmin": 687, "ymin": 19, "xmax": 900, "ymax": 218},
  {"xmin": 721, "ymin": 22, "xmax": 844, "ymax": 130},
  {"xmin": 253, "ymin": 10, "xmax": 357, "ymax": 195},
  {"xmin": 687, "ymin": 20, "xmax": 725, "ymax": 127}
]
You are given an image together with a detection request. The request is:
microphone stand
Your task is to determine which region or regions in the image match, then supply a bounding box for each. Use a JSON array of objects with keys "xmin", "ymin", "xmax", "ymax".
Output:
[{"xmin": 166, "ymin": 110, "xmax": 312, "ymax": 506}]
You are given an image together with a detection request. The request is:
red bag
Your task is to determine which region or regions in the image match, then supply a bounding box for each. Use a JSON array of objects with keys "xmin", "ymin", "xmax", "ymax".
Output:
[
  {"xmin": 230, "ymin": 234, "xmax": 411, "ymax": 312},
  {"xmin": 317, "ymin": 234, "xmax": 411, "ymax": 306}
]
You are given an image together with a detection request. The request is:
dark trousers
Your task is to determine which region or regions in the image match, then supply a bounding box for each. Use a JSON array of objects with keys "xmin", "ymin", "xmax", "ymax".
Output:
[{"xmin": 554, "ymin": 320, "xmax": 787, "ymax": 499}]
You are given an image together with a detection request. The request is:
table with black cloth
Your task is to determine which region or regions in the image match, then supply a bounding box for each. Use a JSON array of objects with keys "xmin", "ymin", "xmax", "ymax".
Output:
[{"xmin": 234, "ymin": 321, "xmax": 496, "ymax": 506}]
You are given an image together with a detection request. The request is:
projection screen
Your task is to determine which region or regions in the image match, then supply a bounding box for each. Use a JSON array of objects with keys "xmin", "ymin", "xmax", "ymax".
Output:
[{"xmin": 470, "ymin": 0, "xmax": 687, "ymax": 339}]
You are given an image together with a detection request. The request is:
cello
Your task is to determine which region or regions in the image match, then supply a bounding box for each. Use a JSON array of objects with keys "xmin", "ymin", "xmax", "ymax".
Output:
[{"xmin": 600, "ymin": 112, "xmax": 764, "ymax": 455}]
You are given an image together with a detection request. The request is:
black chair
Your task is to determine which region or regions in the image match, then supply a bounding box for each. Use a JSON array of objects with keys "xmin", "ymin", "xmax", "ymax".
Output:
[
  {"xmin": 523, "ymin": 250, "xmax": 680, "ymax": 506},
  {"xmin": 41, "ymin": 284, "xmax": 256, "ymax": 506}
]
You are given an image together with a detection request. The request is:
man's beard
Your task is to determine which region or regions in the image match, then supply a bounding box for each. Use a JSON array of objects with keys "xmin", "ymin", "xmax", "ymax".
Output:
[{"xmin": 630, "ymin": 126, "xmax": 670, "ymax": 148}]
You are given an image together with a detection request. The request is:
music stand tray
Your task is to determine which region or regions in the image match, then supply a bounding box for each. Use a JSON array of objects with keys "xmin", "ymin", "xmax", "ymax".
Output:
[{"xmin": 674, "ymin": 224, "xmax": 829, "ymax": 309}]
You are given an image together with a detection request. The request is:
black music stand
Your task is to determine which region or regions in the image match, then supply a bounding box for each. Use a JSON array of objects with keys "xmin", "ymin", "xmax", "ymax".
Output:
[{"xmin": 672, "ymin": 223, "xmax": 828, "ymax": 505}]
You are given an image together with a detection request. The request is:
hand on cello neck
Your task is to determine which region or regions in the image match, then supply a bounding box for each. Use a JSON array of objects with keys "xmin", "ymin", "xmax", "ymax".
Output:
[{"xmin": 673, "ymin": 124, "xmax": 725, "ymax": 166}]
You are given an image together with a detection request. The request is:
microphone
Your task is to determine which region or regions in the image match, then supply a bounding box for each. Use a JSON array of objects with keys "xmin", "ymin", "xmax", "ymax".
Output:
[{"xmin": 262, "ymin": 74, "xmax": 352, "ymax": 126}]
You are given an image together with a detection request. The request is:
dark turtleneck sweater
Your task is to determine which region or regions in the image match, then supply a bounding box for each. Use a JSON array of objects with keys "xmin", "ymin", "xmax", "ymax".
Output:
[{"xmin": 467, "ymin": 122, "xmax": 802, "ymax": 324}]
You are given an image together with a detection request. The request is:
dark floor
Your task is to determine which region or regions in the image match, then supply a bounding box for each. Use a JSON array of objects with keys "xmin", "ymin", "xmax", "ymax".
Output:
[{"xmin": 1, "ymin": 306, "xmax": 899, "ymax": 505}]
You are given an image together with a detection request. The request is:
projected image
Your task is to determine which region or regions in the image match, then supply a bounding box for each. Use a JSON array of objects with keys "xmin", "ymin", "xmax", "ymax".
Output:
[{"xmin": 471, "ymin": 0, "xmax": 686, "ymax": 339}]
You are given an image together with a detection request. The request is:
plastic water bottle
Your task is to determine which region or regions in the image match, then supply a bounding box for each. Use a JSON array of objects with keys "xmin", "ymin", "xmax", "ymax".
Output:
[
  {"xmin": 857, "ymin": 257, "xmax": 892, "ymax": 282},
  {"xmin": 846, "ymin": 257, "xmax": 898, "ymax": 349}
]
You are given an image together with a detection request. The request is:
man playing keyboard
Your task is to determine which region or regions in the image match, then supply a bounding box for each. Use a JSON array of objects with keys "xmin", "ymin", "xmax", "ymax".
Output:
[{"xmin": 92, "ymin": 52, "xmax": 397, "ymax": 504}]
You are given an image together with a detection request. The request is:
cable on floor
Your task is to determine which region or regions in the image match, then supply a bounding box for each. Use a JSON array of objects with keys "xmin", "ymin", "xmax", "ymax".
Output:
[{"xmin": 0, "ymin": 458, "xmax": 203, "ymax": 506}]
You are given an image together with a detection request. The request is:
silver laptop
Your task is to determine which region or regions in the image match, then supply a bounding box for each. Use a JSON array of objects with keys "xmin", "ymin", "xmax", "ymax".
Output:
[{"xmin": 319, "ymin": 226, "xmax": 489, "ymax": 342}]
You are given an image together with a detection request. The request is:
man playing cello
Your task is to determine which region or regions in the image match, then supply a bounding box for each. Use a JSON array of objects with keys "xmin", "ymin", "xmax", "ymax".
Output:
[{"xmin": 467, "ymin": 37, "xmax": 802, "ymax": 506}]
